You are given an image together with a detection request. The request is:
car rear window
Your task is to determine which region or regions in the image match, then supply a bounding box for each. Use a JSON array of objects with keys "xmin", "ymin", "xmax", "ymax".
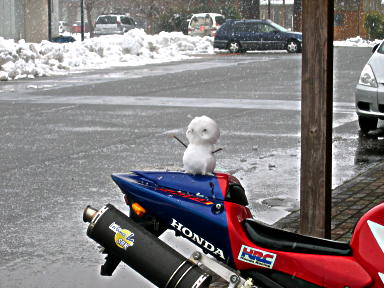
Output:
[
  {"xmin": 121, "ymin": 17, "xmax": 135, "ymax": 25},
  {"xmin": 96, "ymin": 16, "xmax": 117, "ymax": 24},
  {"xmin": 190, "ymin": 15, "xmax": 213, "ymax": 27},
  {"xmin": 215, "ymin": 16, "xmax": 225, "ymax": 25},
  {"xmin": 378, "ymin": 42, "xmax": 384, "ymax": 54}
]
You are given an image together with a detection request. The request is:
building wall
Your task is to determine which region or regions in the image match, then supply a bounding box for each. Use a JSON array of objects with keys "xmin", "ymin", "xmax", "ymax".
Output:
[
  {"xmin": 25, "ymin": 0, "xmax": 48, "ymax": 42},
  {"xmin": 0, "ymin": 0, "xmax": 25, "ymax": 40},
  {"xmin": 0, "ymin": 0, "xmax": 59, "ymax": 42},
  {"xmin": 334, "ymin": 10, "xmax": 368, "ymax": 40},
  {"xmin": 260, "ymin": 1, "xmax": 383, "ymax": 40},
  {"xmin": 334, "ymin": 0, "xmax": 384, "ymax": 40}
]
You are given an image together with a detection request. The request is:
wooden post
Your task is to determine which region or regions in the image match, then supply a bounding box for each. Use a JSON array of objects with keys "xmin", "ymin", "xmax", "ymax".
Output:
[{"xmin": 300, "ymin": 0, "xmax": 334, "ymax": 238}]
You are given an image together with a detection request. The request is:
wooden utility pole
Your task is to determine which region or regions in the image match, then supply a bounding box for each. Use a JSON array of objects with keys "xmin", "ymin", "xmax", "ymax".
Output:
[{"xmin": 300, "ymin": 0, "xmax": 334, "ymax": 238}]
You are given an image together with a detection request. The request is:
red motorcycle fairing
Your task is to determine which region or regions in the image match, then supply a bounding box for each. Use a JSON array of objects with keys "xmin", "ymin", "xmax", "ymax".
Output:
[
  {"xmin": 351, "ymin": 202, "xmax": 384, "ymax": 287},
  {"xmin": 216, "ymin": 173, "xmax": 373, "ymax": 287},
  {"xmin": 224, "ymin": 201, "xmax": 372, "ymax": 287}
]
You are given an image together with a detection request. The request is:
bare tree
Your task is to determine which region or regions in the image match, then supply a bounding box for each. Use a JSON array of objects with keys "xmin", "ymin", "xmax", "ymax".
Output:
[
  {"xmin": 125, "ymin": 0, "xmax": 182, "ymax": 33},
  {"xmin": 240, "ymin": 0, "xmax": 260, "ymax": 19},
  {"xmin": 84, "ymin": 0, "xmax": 104, "ymax": 37},
  {"xmin": 293, "ymin": 0, "xmax": 302, "ymax": 31}
]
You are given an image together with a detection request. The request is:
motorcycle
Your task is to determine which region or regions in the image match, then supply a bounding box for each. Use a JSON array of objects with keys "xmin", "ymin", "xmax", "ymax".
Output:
[{"xmin": 83, "ymin": 170, "xmax": 384, "ymax": 288}]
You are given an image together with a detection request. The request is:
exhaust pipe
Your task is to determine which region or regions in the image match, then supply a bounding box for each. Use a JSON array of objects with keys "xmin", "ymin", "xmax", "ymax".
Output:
[{"xmin": 83, "ymin": 204, "xmax": 212, "ymax": 288}]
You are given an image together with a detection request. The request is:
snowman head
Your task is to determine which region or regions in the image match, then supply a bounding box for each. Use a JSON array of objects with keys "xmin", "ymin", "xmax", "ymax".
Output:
[{"xmin": 186, "ymin": 115, "xmax": 220, "ymax": 145}]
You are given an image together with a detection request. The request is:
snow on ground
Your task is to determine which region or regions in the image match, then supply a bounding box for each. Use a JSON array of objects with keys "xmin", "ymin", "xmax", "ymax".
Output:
[
  {"xmin": 0, "ymin": 29, "xmax": 213, "ymax": 81},
  {"xmin": 0, "ymin": 28, "xmax": 382, "ymax": 81},
  {"xmin": 333, "ymin": 36, "xmax": 382, "ymax": 47}
]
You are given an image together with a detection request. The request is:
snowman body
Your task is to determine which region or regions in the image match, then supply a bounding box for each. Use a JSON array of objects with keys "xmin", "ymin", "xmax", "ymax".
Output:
[{"xmin": 182, "ymin": 116, "xmax": 220, "ymax": 175}]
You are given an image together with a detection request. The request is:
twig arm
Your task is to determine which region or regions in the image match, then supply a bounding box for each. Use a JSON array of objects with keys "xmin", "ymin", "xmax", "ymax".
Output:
[{"xmin": 172, "ymin": 135, "xmax": 188, "ymax": 148}]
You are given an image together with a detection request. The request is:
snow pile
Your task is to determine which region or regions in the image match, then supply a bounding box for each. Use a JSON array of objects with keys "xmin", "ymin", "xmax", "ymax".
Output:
[
  {"xmin": 0, "ymin": 29, "xmax": 213, "ymax": 81},
  {"xmin": 1, "ymin": 28, "xmax": 382, "ymax": 82},
  {"xmin": 334, "ymin": 36, "xmax": 382, "ymax": 47}
]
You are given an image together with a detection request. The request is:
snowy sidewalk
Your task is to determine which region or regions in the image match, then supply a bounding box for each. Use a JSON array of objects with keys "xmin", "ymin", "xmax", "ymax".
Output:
[{"xmin": 274, "ymin": 160, "xmax": 384, "ymax": 242}]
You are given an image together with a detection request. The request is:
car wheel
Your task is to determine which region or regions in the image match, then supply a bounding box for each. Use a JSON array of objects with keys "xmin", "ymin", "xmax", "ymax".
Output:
[
  {"xmin": 358, "ymin": 116, "xmax": 378, "ymax": 134},
  {"xmin": 228, "ymin": 41, "xmax": 241, "ymax": 53},
  {"xmin": 286, "ymin": 40, "xmax": 300, "ymax": 53}
]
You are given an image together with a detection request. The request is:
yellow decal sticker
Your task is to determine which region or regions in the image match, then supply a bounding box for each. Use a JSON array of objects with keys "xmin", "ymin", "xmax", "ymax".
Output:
[{"xmin": 109, "ymin": 222, "xmax": 135, "ymax": 249}]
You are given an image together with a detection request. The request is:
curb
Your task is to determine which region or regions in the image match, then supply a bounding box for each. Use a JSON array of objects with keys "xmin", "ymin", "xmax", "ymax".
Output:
[{"xmin": 274, "ymin": 161, "xmax": 384, "ymax": 242}]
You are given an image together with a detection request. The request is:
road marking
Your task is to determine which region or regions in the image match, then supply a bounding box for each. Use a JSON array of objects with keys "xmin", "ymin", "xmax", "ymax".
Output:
[{"xmin": 0, "ymin": 95, "xmax": 355, "ymax": 113}]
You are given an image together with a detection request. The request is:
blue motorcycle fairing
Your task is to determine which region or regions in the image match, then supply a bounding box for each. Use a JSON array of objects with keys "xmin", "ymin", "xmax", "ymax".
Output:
[
  {"xmin": 131, "ymin": 171, "xmax": 226, "ymax": 201},
  {"xmin": 111, "ymin": 172, "xmax": 234, "ymax": 264}
]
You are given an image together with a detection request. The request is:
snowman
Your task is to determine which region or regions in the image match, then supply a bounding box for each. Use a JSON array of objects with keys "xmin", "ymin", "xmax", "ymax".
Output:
[{"xmin": 182, "ymin": 115, "xmax": 220, "ymax": 175}]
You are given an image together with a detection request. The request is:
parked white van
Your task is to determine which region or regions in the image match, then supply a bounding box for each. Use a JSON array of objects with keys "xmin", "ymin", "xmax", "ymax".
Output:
[
  {"xmin": 94, "ymin": 14, "xmax": 136, "ymax": 36},
  {"xmin": 188, "ymin": 13, "xmax": 225, "ymax": 37}
]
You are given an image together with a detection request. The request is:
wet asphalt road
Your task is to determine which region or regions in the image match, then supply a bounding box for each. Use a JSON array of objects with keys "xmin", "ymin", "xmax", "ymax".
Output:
[{"xmin": 1, "ymin": 47, "xmax": 384, "ymax": 288}]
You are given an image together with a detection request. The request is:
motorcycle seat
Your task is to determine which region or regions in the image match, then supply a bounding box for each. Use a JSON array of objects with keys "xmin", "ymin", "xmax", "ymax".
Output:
[{"xmin": 243, "ymin": 219, "xmax": 352, "ymax": 256}]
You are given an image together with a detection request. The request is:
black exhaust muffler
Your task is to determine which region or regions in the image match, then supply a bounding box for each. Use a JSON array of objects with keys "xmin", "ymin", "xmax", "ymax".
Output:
[{"xmin": 83, "ymin": 204, "xmax": 212, "ymax": 288}]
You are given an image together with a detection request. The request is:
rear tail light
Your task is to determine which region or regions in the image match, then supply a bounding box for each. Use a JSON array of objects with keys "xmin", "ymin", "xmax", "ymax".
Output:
[{"xmin": 131, "ymin": 202, "xmax": 146, "ymax": 217}]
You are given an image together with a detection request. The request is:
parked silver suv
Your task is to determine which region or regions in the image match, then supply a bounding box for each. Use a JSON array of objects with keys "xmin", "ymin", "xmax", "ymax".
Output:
[{"xmin": 94, "ymin": 14, "xmax": 136, "ymax": 36}]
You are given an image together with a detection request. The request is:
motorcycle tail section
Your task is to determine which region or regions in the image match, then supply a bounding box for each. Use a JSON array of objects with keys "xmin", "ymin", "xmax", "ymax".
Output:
[{"xmin": 350, "ymin": 202, "xmax": 384, "ymax": 286}]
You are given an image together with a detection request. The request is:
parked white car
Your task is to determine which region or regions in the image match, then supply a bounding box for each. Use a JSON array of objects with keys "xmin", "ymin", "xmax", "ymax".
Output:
[
  {"xmin": 188, "ymin": 13, "xmax": 225, "ymax": 37},
  {"xmin": 94, "ymin": 14, "xmax": 136, "ymax": 36},
  {"xmin": 355, "ymin": 40, "xmax": 384, "ymax": 134},
  {"xmin": 58, "ymin": 21, "xmax": 69, "ymax": 34}
]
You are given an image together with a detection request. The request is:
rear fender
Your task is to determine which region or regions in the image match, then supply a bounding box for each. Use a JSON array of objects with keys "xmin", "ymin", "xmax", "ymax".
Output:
[
  {"xmin": 350, "ymin": 202, "xmax": 384, "ymax": 287},
  {"xmin": 111, "ymin": 172, "xmax": 234, "ymax": 263}
]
